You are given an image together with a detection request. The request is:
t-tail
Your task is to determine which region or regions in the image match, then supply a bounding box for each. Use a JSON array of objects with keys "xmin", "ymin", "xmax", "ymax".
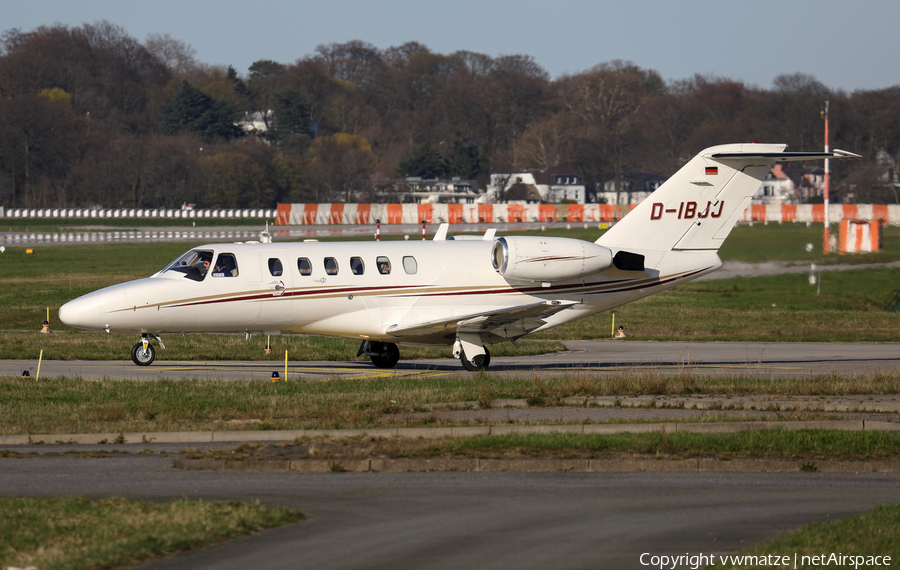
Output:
[{"xmin": 598, "ymin": 143, "xmax": 859, "ymax": 257}]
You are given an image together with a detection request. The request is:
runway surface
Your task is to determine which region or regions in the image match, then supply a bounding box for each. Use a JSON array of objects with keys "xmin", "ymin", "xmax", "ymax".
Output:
[
  {"xmin": 5, "ymin": 340, "xmax": 900, "ymax": 381},
  {"xmin": 1, "ymin": 454, "xmax": 897, "ymax": 570}
]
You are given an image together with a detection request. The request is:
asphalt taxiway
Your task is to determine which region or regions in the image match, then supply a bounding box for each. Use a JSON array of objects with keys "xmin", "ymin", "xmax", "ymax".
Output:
[
  {"xmin": 4, "ymin": 340, "xmax": 899, "ymax": 381},
  {"xmin": 1, "ymin": 456, "xmax": 898, "ymax": 570}
]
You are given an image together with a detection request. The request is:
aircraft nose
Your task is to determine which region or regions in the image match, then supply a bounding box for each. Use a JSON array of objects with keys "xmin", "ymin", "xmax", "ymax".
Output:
[{"xmin": 59, "ymin": 293, "xmax": 103, "ymax": 330}]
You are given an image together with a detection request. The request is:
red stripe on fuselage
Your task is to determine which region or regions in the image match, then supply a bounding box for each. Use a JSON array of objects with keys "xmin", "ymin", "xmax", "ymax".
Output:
[{"xmin": 157, "ymin": 266, "xmax": 714, "ymax": 310}]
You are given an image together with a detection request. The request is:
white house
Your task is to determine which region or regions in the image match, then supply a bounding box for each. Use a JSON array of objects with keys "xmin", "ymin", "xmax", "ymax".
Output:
[
  {"xmin": 594, "ymin": 173, "xmax": 667, "ymax": 205},
  {"xmin": 487, "ymin": 166, "xmax": 586, "ymax": 204},
  {"xmin": 755, "ymin": 164, "xmax": 825, "ymax": 204},
  {"xmin": 375, "ymin": 177, "xmax": 482, "ymax": 204}
]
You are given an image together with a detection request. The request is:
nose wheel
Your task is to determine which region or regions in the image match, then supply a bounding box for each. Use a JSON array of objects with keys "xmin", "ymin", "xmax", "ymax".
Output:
[
  {"xmin": 131, "ymin": 341, "xmax": 155, "ymax": 366},
  {"xmin": 131, "ymin": 334, "xmax": 164, "ymax": 366}
]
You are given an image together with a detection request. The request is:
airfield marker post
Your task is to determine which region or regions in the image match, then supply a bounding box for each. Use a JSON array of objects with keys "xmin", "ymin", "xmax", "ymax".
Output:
[
  {"xmin": 40, "ymin": 306, "xmax": 51, "ymax": 333},
  {"xmin": 822, "ymin": 100, "xmax": 831, "ymax": 253},
  {"xmin": 284, "ymin": 349, "xmax": 288, "ymax": 381},
  {"xmin": 36, "ymin": 349, "xmax": 43, "ymax": 380},
  {"xmin": 611, "ymin": 313, "xmax": 615, "ymax": 337}
]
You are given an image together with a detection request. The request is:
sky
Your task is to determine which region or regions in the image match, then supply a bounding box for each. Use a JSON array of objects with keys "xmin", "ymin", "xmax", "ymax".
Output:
[{"xmin": 3, "ymin": 0, "xmax": 899, "ymax": 92}]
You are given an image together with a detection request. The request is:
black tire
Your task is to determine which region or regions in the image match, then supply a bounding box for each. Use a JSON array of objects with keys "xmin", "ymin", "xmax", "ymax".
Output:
[
  {"xmin": 370, "ymin": 342, "xmax": 400, "ymax": 369},
  {"xmin": 131, "ymin": 342, "xmax": 155, "ymax": 366},
  {"xmin": 460, "ymin": 346, "xmax": 490, "ymax": 372}
]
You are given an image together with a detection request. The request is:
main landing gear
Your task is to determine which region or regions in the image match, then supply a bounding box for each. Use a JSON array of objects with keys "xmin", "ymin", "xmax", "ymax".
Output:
[
  {"xmin": 131, "ymin": 334, "xmax": 165, "ymax": 366},
  {"xmin": 358, "ymin": 340, "xmax": 400, "ymax": 369},
  {"xmin": 454, "ymin": 334, "xmax": 491, "ymax": 372},
  {"xmin": 459, "ymin": 346, "xmax": 491, "ymax": 372}
]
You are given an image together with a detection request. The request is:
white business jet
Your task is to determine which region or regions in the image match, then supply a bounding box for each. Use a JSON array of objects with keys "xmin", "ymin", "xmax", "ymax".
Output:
[{"xmin": 59, "ymin": 143, "xmax": 858, "ymax": 370}]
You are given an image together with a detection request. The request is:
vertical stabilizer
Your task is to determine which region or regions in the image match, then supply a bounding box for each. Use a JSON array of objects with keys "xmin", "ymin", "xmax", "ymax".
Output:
[{"xmin": 597, "ymin": 143, "xmax": 858, "ymax": 253}]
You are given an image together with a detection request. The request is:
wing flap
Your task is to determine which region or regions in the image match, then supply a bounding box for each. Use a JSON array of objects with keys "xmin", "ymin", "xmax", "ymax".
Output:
[{"xmin": 385, "ymin": 300, "xmax": 578, "ymax": 340}]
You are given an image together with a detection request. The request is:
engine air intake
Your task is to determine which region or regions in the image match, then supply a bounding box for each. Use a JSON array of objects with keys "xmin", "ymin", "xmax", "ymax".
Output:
[{"xmin": 491, "ymin": 236, "xmax": 613, "ymax": 282}]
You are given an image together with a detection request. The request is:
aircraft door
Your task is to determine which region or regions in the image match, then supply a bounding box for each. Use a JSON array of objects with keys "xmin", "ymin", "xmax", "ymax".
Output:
[{"xmin": 258, "ymin": 252, "xmax": 293, "ymax": 329}]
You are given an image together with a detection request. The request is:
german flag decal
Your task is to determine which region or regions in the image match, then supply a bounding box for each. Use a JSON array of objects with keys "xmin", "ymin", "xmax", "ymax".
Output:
[{"xmin": 705, "ymin": 166, "xmax": 718, "ymax": 175}]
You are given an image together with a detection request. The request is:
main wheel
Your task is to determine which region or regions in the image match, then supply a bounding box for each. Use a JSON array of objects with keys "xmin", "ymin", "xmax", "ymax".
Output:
[
  {"xmin": 460, "ymin": 346, "xmax": 490, "ymax": 371},
  {"xmin": 369, "ymin": 342, "xmax": 400, "ymax": 369},
  {"xmin": 131, "ymin": 342, "xmax": 155, "ymax": 366}
]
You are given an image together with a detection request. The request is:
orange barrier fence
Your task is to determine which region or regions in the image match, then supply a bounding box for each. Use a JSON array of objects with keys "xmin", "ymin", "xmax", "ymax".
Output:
[{"xmin": 275, "ymin": 203, "xmax": 900, "ymax": 226}]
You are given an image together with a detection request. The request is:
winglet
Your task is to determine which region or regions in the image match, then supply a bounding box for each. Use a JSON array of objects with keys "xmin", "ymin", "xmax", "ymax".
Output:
[{"xmin": 833, "ymin": 149, "xmax": 862, "ymax": 159}]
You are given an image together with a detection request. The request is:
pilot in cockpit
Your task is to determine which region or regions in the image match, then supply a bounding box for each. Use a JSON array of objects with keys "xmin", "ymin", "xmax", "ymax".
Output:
[{"xmin": 196, "ymin": 254, "xmax": 213, "ymax": 277}]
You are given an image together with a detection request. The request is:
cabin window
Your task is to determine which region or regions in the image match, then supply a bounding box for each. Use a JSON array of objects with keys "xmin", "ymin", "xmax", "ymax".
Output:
[
  {"xmin": 350, "ymin": 256, "xmax": 365, "ymax": 275},
  {"xmin": 402, "ymin": 256, "xmax": 417, "ymax": 275},
  {"xmin": 212, "ymin": 253, "xmax": 238, "ymax": 278},
  {"xmin": 268, "ymin": 258, "xmax": 283, "ymax": 276},
  {"xmin": 297, "ymin": 258, "xmax": 312, "ymax": 276},
  {"xmin": 376, "ymin": 256, "xmax": 391, "ymax": 275},
  {"xmin": 163, "ymin": 249, "xmax": 214, "ymax": 282},
  {"xmin": 324, "ymin": 257, "xmax": 339, "ymax": 275}
]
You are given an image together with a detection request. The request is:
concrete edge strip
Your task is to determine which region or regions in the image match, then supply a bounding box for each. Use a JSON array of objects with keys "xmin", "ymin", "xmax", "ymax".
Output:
[
  {"xmin": 453, "ymin": 398, "xmax": 900, "ymax": 413},
  {"xmin": 1, "ymin": 419, "xmax": 896, "ymax": 446},
  {"xmin": 173, "ymin": 457, "xmax": 900, "ymax": 474}
]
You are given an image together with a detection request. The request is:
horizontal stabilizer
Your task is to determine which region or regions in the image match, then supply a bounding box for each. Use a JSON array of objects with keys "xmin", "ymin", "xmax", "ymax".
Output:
[{"xmin": 710, "ymin": 149, "xmax": 861, "ymax": 161}]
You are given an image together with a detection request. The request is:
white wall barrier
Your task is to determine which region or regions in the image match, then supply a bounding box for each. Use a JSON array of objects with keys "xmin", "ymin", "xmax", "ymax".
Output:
[{"xmin": 1, "ymin": 208, "xmax": 276, "ymax": 219}]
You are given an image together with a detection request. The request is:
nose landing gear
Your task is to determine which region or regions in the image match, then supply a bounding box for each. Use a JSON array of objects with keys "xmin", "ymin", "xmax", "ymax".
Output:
[{"xmin": 131, "ymin": 334, "xmax": 165, "ymax": 366}]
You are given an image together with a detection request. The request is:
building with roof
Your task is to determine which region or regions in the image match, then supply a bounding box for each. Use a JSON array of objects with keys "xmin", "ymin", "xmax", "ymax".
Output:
[
  {"xmin": 374, "ymin": 177, "xmax": 482, "ymax": 204},
  {"xmin": 594, "ymin": 173, "xmax": 667, "ymax": 205},
  {"xmin": 755, "ymin": 164, "xmax": 825, "ymax": 204},
  {"xmin": 487, "ymin": 166, "xmax": 586, "ymax": 204}
]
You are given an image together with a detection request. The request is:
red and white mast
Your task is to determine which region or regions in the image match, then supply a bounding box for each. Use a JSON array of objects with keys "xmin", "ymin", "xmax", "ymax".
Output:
[{"xmin": 822, "ymin": 100, "xmax": 831, "ymax": 253}]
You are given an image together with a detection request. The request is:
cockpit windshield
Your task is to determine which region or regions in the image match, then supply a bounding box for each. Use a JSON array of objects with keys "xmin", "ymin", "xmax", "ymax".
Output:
[{"xmin": 162, "ymin": 249, "xmax": 214, "ymax": 282}]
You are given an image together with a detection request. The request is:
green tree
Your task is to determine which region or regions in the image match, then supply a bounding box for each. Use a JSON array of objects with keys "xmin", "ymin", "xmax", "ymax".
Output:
[
  {"xmin": 198, "ymin": 152, "xmax": 271, "ymax": 208},
  {"xmin": 308, "ymin": 133, "xmax": 374, "ymax": 202},
  {"xmin": 266, "ymin": 88, "xmax": 313, "ymax": 153},
  {"xmin": 158, "ymin": 79, "xmax": 244, "ymax": 141},
  {"xmin": 399, "ymin": 143, "xmax": 446, "ymax": 178},
  {"xmin": 445, "ymin": 139, "xmax": 482, "ymax": 179}
]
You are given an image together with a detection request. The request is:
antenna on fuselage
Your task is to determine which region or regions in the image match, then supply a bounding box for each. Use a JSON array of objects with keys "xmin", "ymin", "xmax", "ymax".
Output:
[
  {"xmin": 433, "ymin": 223, "xmax": 449, "ymax": 241},
  {"xmin": 259, "ymin": 221, "xmax": 273, "ymax": 243}
]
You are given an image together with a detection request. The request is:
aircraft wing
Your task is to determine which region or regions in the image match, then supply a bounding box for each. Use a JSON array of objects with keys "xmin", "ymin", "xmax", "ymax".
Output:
[{"xmin": 384, "ymin": 300, "xmax": 579, "ymax": 342}]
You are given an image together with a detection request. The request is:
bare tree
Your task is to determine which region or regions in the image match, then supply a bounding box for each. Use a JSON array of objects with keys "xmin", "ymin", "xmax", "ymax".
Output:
[{"xmin": 144, "ymin": 32, "xmax": 199, "ymax": 76}]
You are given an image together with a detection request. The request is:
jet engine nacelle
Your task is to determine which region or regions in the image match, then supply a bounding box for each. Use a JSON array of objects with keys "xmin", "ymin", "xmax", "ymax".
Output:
[{"xmin": 491, "ymin": 236, "xmax": 613, "ymax": 282}]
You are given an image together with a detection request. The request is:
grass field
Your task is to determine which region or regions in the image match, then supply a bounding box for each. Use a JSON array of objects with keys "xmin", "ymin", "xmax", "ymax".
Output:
[
  {"xmin": 537, "ymin": 268, "xmax": 900, "ymax": 342},
  {"xmin": 186, "ymin": 430, "xmax": 900, "ymax": 462},
  {"xmin": 511, "ymin": 222, "xmax": 900, "ymax": 264},
  {"xmin": 0, "ymin": 496, "xmax": 302, "ymax": 570},
  {"xmin": 707, "ymin": 504, "xmax": 900, "ymax": 569},
  {"xmin": 2, "ymin": 373, "xmax": 898, "ymax": 435}
]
